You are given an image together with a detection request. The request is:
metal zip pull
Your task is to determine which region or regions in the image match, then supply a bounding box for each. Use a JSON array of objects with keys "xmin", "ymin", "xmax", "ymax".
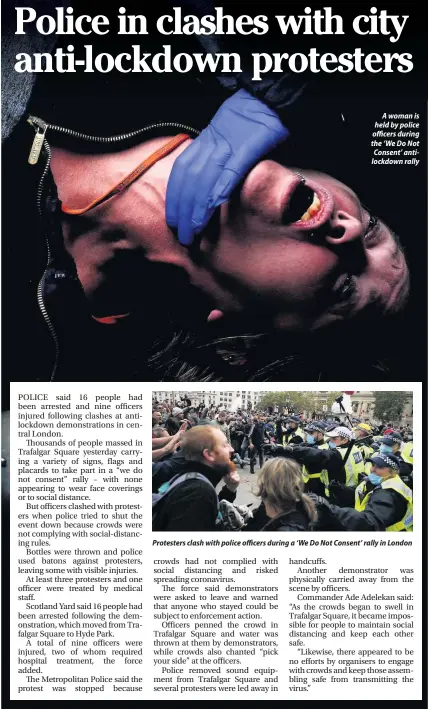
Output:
[{"xmin": 27, "ymin": 116, "xmax": 47, "ymax": 165}]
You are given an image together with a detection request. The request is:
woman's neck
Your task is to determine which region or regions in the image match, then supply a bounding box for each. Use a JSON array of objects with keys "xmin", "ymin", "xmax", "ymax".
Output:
[
  {"xmin": 49, "ymin": 136, "xmax": 195, "ymax": 310},
  {"xmin": 48, "ymin": 134, "xmax": 238, "ymax": 320},
  {"xmin": 50, "ymin": 135, "xmax": 191, "ymax": 218}
]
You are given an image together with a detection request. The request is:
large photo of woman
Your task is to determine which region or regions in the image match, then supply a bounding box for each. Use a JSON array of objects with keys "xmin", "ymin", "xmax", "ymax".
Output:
[{"xmin": 2, "ymin": 1, "xmax": 426, "ymax": 389}]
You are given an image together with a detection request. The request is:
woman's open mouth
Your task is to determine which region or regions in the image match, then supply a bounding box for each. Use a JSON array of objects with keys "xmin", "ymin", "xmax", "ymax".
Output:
[
  {"xmin": 282, "ymin": 177, "xmax": 333, "ymax": 231},
  {"xmin": 298, "ymin": 192, "xmax": 322, "ymax": 221}
]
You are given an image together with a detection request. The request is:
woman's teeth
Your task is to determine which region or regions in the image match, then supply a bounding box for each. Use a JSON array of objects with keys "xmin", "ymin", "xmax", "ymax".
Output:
[{"xmin": 299, "ymin": 192, "xmax": 321, "ymax": 222}]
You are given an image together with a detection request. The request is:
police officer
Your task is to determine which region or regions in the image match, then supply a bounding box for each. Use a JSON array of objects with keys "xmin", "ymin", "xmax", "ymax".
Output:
[
  {"xmin": 378, "ymin": 431, "xmax": 413, "ymax": 489},
  {"xmin": 304, "ymin": 421, "xmax": 327, "ymax": 447},
  {"xmin": 279, "ymin": 426, "xmax": 360, "ymax": 499},
  {"xmin": 353, "ymin": 423, "xmax": 374, "ymax": 462},
  {"xmin": 315, "ymin": 453, "xmax": 413, "ymax": 531},
  {"xmin": 401, "ymin": 439, "xmax": 413, "ymax": 464},
  {"xmin": 283, "ymin": 416, "xmax": 305, "ymax": 445},
  {"xmin": 301, "ymin": 421, "xmax": 329, "ymax": 496},
  {"xmin": 321, "ymin": 426, "xmax": 365, "ymax": 495}
]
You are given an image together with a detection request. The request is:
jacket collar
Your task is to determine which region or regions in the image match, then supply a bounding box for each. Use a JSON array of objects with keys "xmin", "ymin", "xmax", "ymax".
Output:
[
  {"xmin": 262, "ymin": 502, "xmax": 310, "ymax": 531},
  {"xmin": 182, "ymin": 459, "xmax": 224, "ymax": 487}
]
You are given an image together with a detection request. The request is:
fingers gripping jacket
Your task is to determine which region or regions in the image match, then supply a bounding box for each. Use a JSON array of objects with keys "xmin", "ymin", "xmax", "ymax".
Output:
[{"xmin": 166, "ymin": 89, "xmax": 289, "ymax": 245}]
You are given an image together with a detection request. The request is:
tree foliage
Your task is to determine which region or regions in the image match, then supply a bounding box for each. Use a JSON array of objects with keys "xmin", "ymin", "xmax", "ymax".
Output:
[
  {"xmin": 259, "ymin": 391, "xmax": 341, "ymax": 415},
  {"xmin": 373, "ymin": 392, "xmax": 410, "ymax": 422}
]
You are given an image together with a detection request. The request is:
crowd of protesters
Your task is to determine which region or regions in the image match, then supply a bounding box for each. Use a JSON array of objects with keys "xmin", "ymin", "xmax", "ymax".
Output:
[{"xmin": 152, "ymin": 396, "xmax": 413, "ymax": 533}]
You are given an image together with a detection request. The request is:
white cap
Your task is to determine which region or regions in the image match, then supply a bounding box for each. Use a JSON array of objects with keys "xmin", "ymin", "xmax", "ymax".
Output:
[
  {"xmin": 325, "ymin": 426, "xmax": 353, "ymax": 441},
  {"xmin": 172, "ymin": 407, "xmax": 183, "ymax": 416}
]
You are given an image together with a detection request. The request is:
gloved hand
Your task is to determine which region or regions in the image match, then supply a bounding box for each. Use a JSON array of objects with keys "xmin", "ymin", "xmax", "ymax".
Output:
[
  {"xmin": 328, "ymin": 479, "xmax": 356, "ymax": 507},
  {"xmin": 307, "ymin": 492, "xmax": 331, "ymax": 508},
  {"xmin": 166, "ymin": 89, "xmax": 289, "ymax": 246},
  {"xmin": 307, "ymin": 493, "xmax": 342, "ymax": 531}
]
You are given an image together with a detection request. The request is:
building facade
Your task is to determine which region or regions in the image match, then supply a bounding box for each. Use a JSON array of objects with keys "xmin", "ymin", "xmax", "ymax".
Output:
[{"xmin": 152, "ymin": 391, "xmax": 267, "ymax": 410}]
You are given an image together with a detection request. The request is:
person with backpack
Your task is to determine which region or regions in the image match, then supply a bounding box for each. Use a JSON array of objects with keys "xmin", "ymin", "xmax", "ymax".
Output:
[{"xmin": 152, "ymin": 425, "xmax": 239, "ymax": 531}]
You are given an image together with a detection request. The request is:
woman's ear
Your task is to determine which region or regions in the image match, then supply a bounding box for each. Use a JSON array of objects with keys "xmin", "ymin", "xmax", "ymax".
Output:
[{"xmin": 325, "ymin": 210, "xmax": 363, "ymax": 246}]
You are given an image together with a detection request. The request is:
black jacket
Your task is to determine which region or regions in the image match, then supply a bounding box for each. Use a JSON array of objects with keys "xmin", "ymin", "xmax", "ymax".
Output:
[
  {"xmin": 318, "ymin": 484, "xmax": 408, "ymax": 532},
  {"xmin": 230, "ymin": 424, "xmax": 245, "ymax": 449},
  {"xmin": 244, "ymin": 501, "xmax": 313, "ymax": 532},
  {"xmin": 396, "ymin": 453, "xmax": 413, "ymax": 489},
  {"xmin": 250, "ymin": 422, "xmax": 265, "ymax": 447},
  {"xmin": 284, "ymin": 428, "xmax": 304, "ymax": 445},
  {"xmin": 282, "ymin": 444, "xmax": 347, "ymax": 485},
  {"xmin": 301, "ymin": 440, "xmax": 328, "ymax": 497},
  {"xmin": 275, "ymin": 420, "xmax": 285, "ymax": 444},
  {"xmin": 153, "ymin": 459, "xmax": 236, "ymax": 531}
]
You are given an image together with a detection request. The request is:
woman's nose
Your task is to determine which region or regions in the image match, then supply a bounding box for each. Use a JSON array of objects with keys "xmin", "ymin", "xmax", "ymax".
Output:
[{"xmin": 325, "ymin": 210, "xmax": 364, "ymax": 245}]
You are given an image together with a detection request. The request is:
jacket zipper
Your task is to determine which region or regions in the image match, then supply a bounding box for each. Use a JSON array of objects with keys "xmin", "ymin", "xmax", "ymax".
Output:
[{"xmin": 27, "ymin": 115, "xmax": 200, "ymax": 381}]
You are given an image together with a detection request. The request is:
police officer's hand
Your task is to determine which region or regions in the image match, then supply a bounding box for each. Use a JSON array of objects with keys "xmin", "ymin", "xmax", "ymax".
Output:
[
  {"xmin": 327, "ymin": 479, "xmax": 340, "ymax": 503},
  {"xmin": 166, "ymin": 89, "xmax": 289, "ymax": 246},
  {"xmin": 274, "ymin": 445, "xmax": 293, "ymax": 457},
  {"xmin": 307, "ymin": 492, "xmax": 343, "ymax": 531},
  {"xmin": 307, "ymin": 492, "xmax": 331, "ymax": 508}
]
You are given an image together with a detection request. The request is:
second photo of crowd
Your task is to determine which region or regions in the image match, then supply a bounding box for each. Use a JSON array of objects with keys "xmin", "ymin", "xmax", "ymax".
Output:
[{"xmin": 152, "ymin": 390, "xmax": 413, "ymax": 534}]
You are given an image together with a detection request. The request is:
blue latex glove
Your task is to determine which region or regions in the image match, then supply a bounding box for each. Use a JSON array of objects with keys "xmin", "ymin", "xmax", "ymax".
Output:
[{"xmin": 166, "ymin": 89, "xmax": 289, "ymax": 246}]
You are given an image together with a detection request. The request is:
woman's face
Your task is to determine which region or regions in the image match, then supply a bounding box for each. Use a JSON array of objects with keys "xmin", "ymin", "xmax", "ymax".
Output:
[
  {"xmin": 52, "ymin": 140, "xmax": 409, "ymax": 332},
  {"xmin": 194, "ymin": 161, "xmax": 409, "ymax": 330},
  {"xmin": 370, "ymin": 464, "xmax": 394, "ymax": 479}
]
